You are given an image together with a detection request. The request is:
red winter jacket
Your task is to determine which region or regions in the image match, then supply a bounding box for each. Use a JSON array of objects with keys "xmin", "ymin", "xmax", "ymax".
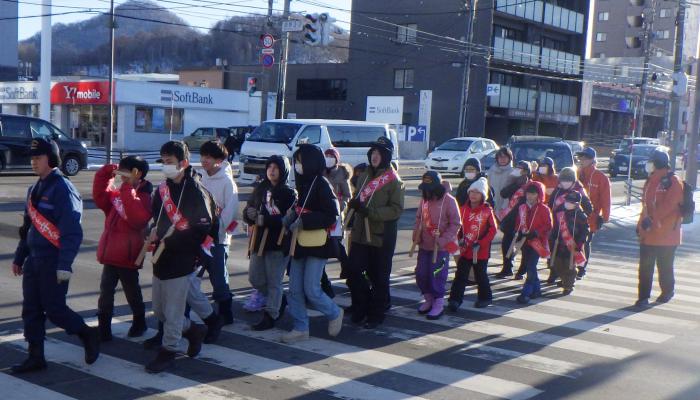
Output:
[
  {"xmin": 514, "ymin": 181, "xmax": 553, "ymax": 256},
  {"xmin": 93, "ymin": 164, "xmax": 153, "ymax": 269},
  {"xmin": 458, "ymin": 201, "xmax": 497, "ymax": 260}
]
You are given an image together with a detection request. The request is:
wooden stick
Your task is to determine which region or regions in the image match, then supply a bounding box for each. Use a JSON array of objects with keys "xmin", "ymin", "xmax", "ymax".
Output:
[
  {"xmin": 135, "ymin": 227, "xmax": 155, "ymax": 266},
  {"xmin": 432, "ymin": 241, "xmax": 439, "ymax": 263},
  {"xmin": 472, "ymin": 244, "xmax": 480, "ymax": 265},
  {"xmin": 363, "ymin": 217, "xmax": 371, "ymax": 242},
  {"xmin": 152, "ymin": 226, "xmax": 174, "ymax": 265},
  {"xmin": 343, "ymin": 209, "xmax": 355, "ymax": 230},
  {"xmin": 257, "ymin": 228, "xmax": 269, "ymax": 257},
  {"xmin": 346, "ymin": 231, "xmax": 352, "ymax": 255},
  {"xmin": 506, "ymin": 234, "xmax": 526, "ymax": 259},
  {"xmin": 248, "ymin": 225, "xmax": 258, "ymax": 254},
  {"xmin": 549, "ymin": 236, "xmax": 559, "ymax": 268},
  {"xmin": 276, "ymin": 227, "xmax": 286, "ymax": 246},
  {"xmin": 408, "ymin": 242, "xmax": 417, "ymax": 258},
  {"xmin": 289, "ymin": 228, "xmax": 299, "ymax": 256}
]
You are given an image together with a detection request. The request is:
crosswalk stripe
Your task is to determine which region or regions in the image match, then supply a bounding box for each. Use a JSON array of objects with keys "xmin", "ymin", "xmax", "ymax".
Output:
[
  {"xmin": 384, "ymin": 286, "xmax": 672, "ymax": 344},
  {"xmin": 223, "ymin": 324, "xmax": 544, "ymax": 400},
  {"xmin": 0, "ymin": 333, "xmax": 258, "ymax": 400},
  {"xmin": 576, "ymin": 280, "xmax": 700, "ymax": 305},
  {"xmin": 591, "ymin": 257, "xmax": 700, "ymax": 278},
  {"xmin": 105, "ymin": 319, "xmax": 432, "ymax": 400},
  {"xmin": 0, "ymin": 372, "xmax": 76, "ymax": 400},
  {"xmin": 581, "ymin": 270, "xmax": 700, "ymax": 295},
  {"xmin": 616, "ymin": 239, "xmax": 700, "ymax": 252},
  {"xmin": 585, "ymin": 263, "xmax": 700, "ymax": 286}
]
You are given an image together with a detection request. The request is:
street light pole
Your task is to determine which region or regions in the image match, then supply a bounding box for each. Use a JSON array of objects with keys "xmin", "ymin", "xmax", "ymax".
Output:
[
  {"xmin": 634, "ymin": 0, "xmax": 656, "ymax": 139},
  {"xmin": 39, "ymin": 0, "xmax": 51, "ymax": 122},
  {"xmin": 106, "ymin": 0, "xmax": 116, "ymax": 164},
  {"xmin": 669, "ymin": 1, "xmax": 686, "ymax": 170}
]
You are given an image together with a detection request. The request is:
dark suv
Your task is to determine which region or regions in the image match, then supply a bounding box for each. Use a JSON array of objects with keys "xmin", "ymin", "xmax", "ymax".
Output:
[
  {"xmin": 508, "ymin": 136, "xmax": 574, "ymax": 170},
  {"xmin": 0, "ymin": 114, "xmax": 88, "ymax": 176}
]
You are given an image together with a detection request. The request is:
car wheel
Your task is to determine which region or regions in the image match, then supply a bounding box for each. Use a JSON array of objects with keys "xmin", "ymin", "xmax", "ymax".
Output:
[{"xmin": 62, "ymin": 155, "xmax": 81, "ymax": 176}]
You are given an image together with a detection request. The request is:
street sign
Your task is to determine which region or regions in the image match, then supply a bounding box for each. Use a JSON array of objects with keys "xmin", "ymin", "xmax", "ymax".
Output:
[
  {"xmin": 486, "ymin": 84, "xmax": 501, "ymax": 97},
  {"xmin": 261, "ymin": 34, "xmax": 275, "ymax": 48},
  {"xmin": 405, "ymin": 125, "xmax": 426, "ymax": 142},
  {"xmin": 282, "ymin": 19, "xmax": 304, "ymax": 32},
  {"xmin": 261, "ymin": 48, "xmax": 275, "ymax": 55},
  {"xmin": 261, "ymin": 54, "xmax": 275, "ymax": 68}
]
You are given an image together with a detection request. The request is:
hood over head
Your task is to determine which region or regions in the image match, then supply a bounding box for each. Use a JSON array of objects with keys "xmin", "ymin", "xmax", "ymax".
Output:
[
  {"xmin": 293, "ymin": 144, "xmax": 326, "ymax": 182},
  {"xmin": 524, "ymin": 180, "xmax": 545, "ymax": 203},
  {"xmin": 265, "ymin": 155, "xmax": 291, "ymax": 184},
  {"xmin": 418, "ymin": 170, "xmax": 446, "ymax": 199}
]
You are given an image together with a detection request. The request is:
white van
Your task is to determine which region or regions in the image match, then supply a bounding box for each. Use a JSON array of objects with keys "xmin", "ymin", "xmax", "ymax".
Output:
[{"xmin": 238, "ymin": 119, "xmax": 399, "ymax": 184}]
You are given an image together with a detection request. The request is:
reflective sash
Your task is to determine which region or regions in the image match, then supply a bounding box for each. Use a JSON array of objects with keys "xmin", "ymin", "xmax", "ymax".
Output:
[
  {"xmin": 27, "ymin": 200, "xmax": 60, "ymax": 248},
  {"xmin": 497, "ymin": 186, "xmax": 525, "ymax": 220},
  {"xmin": 557, "ymin": 212, "xmax": 586, "ymax": 266},
  {"xmin": 422, "ymin": 198, "xmax": 459, "ymax": 254},
  {"xmin": 518, "ymin": 204, "xmax": 550, "ymax": 258},
  {"xmin": 159, "ymin": 182, "xmax": 189, "ymax": 231},
  {"xmin": 359, "ymin": 169, "xmax": 397, "ymax": 203}
]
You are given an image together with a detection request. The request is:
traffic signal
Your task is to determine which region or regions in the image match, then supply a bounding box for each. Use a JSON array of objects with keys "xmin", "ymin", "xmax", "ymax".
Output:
[
  {"xmin": 246, "ymin": 77, "xmax": 257, "ymax": 95},
  {"xmin": 303, "ymin": 13, "xmax": 335, "ymax": 46}
]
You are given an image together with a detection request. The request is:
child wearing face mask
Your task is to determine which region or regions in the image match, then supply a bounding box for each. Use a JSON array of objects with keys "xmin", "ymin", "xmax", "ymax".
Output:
[
  {"xmin": 455, "ymin": 158, "xmax": 494, "ymax": 208},
  {"xmin": 532, "ymin": 157, "xmax": 558, "ymax": 203},
  {"xmin": 495, "ymin": 160, "xmax": 532, "ymax": 279},
  {"xmin": 549, "ymin": 191, "xmax": 589, "ymax": 295}
]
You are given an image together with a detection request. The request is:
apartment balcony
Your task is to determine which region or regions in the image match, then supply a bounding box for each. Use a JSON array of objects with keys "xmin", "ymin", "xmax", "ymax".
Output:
[
  {"xmin": 488, "ymin": 85, "xmax": 578, "ymax": 117},
  {"xmin": 495, "ymin": 0, "xmax": 585, "ymax": 34},
  {"xmin": 493, "ymin": 37, "xmax": 581, "ymax": 74}
]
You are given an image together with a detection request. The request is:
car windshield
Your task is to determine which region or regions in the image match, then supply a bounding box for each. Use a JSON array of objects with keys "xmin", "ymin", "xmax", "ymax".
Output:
[
  {"xmin": 619, "ymin": 146, "xmax": 656, "ymax": 156},
  {"xmin": 511, "ymin": 143, "xmax": 572, "ymax": 168},
  {"xmin": 437, "ymin": 140, "xmax": 472, "ymax": 151},
  {"xmin": 247, "ymin": 122, "xmax": 301, "ymax": 143}
]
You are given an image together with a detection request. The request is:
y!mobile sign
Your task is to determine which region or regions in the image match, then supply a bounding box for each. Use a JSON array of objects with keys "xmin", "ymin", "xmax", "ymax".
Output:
[
  {"xmin": 366, "ymin": 96, "xmax": 404, "ymax": 124},
  {"xmin": 50, "ymin": 81, "xmax": 111, "ymax": 105}
]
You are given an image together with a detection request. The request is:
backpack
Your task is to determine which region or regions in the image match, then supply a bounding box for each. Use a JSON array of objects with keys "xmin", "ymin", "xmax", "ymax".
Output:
[{"xmin": 663, "ymin": 172, "xmax": 695, "ymax": 224}]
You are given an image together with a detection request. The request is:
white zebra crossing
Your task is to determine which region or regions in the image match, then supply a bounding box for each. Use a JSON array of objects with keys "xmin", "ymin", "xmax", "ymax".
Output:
[{"xmin": 0, "ymin": 372, "xmax": 76, "ymax": 400}]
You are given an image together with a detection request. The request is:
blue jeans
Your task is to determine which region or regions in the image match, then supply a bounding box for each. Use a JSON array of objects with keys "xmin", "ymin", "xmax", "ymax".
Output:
[
  {"xmin": 204, "ymin": 244, "xmax": 232, "ymax": 302},
  {"xmin": 521, "ymin": 245, "xmax": 542, "ymax": 298},
  {"xmin": 288, "ymin": 256, "xmax": 340, "ymax": 332}
]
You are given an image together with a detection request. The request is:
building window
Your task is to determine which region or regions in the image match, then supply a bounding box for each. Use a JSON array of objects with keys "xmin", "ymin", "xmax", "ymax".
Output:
[
  {"xmin": 542, "ymin": 37, "xmax": 567, "ymax": 51},
  {"xmin": 490, "ymin": 71, "xmax": 523, "ymax": 86},
  {"xmin": 598, "ymin": 12, "xmax": 609, "ymax": 21},
  {"xmin": 135, "ymin": 106, "xmax": 183, "ymax": 134},
  {"xmin": 396, "ymin": 23, "xmax": 417, "ymax": 44},
  {"xmin": 596, "ymin": 32, "xmax": 607, "ymax": 42},
  {"xmin": 655, "ymin": 30, "xmax": 670, "ymax": 39},
  {"xmin": 494, "ymin": 25, "xmax": 523, "ymax": 41},
  {"xmin": 394, "ymin": 69, "xmax": 414, "ymax": 89},
  {"xmin": 296, "ymin": 79, "xmax": 347, "ymax": 100},
  {"xmin": 659, "ymin": 8, "xmax": 671, "ymax": 18}
]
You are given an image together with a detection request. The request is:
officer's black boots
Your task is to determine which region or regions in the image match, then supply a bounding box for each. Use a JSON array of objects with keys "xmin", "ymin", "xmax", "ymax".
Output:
[
  {"xmin": 11, "ymin": 342, "xmax": 48, "ymax": 374},
  {"xmin": 127, "ymin": 314, "xmax": 147, "ymax": 338},
  {"xmin": 145, "ymin": 348, "xmax": 176, "ymax": 373},
  {"xmin": 97, "ymin": 313, "xmax": 113, "ymax": 342},
  {"xmin": 78, "ymin": 326, "xmax": 101, "ymax": 365},
  {"xmin": 202, "ymin": 313, "xmax": 223, "ymax": 344},
  {"xmin": 143, "ymin": 321, "xmax": 164, "ymax": 350}
]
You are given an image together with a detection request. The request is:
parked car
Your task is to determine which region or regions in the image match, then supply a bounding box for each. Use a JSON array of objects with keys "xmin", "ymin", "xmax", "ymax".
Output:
[
  {"xmin": 0, "ymin": 114, "xmax": 88, "ymax": 176},
  {"xmin": 508, "ymin": 137, "xmax": 574, "ymax": 170},
  {"xmin": 608, "ymin": 144, "xmax": 667, "ymax": 178},
  {"xmin": 566, "ymin": 140, "xmax": 585, "ymax": 154},
  {"xmin": 611, "ymin": 137, "xmax": 660, "ymax": 156},
  {"xmin": 424, "ymin": 137, "xmax": 498, "ymax": 177},
  {"xmin": 183, "ymin": 127, "xmax": 231, "ymax": 151}
]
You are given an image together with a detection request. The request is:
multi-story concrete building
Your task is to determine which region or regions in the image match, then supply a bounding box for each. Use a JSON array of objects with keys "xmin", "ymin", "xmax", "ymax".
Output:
[{"xmin": 0, "ymin": 2, "xmax": 18, "ymax": 81}]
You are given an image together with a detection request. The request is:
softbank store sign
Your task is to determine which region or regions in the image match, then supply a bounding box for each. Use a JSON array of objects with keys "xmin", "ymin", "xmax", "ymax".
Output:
[
  {"xmin": 366, "ymin": 96, "xmax": 404, "ymax": 124},
  {"xmin": 115, "ymin": 80, "xmax": 248, "ymax": 111},
  {"xmin": 0, "ymin": 82, "xmax": 40, "ymax": 104}
]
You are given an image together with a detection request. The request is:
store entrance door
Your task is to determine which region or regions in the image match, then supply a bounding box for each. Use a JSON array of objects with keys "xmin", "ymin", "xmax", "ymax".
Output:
[{"xmin": 69, "ymin": 105, "xmax": 115, "ymax": 146}]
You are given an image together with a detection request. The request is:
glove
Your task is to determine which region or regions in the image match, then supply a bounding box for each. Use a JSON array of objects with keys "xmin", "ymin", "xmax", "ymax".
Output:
[
  {"xmin": 641, "ymin": 217, "xmax": 652, "ymax": 231},
  {"xmin": 348, "ymin": 198, "xmax": 361, "ymax": 210},
  {"xmin": 57, "ymin": 270, "xmax": 72, "ymax": 283},
  {"xmin": 245, "ymin": 207, "xmax": 258, "ymax": 221},
  {"xmin": 526, "ymin": 231, "xmax": 538, "ymax": 240},
  {"xmin": 597, "ymin": 215, "xmax": 605, "ymax": 229},
  {"xmin": 289, "ymin": 216, "xmax": 303, "ymax": 232},
  {"xmin": 355, "ymin": 203, "xmax": 369, "ymax": 217}
]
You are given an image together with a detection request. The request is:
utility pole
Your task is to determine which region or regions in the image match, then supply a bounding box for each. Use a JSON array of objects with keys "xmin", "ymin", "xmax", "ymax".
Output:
[
  {"xmin": 260, "ymin": 0, "xmax": 273, "ymax": 122},
  {"xmin": 669, "ymin": 1, "xmax": 687, "ymax": 170},
  {"xmin": 687, "ymin": 59, "xmax": 700, "ymax": 187},
  {"xmin": 276, "ymin": 0, "xmax": 291, "ymax": 119},
  {"xmin": 106, "ymin": 0, "xmax": 115, "ymax": 163},
  {"xmin": 39, "ymin": 0, "xmax": 51, "ymax": 122},
  {"xmin": 457, "ymin": 0, "xmax": 476, "ymax": 137},
  {"xmin": 634, "ymin": 0, "xmax": 656, "ymax": 139}
]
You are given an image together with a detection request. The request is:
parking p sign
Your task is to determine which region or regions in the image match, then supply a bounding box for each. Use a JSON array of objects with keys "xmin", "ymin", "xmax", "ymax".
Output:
[
  {"xmin": 486, "ymin": 84, "xmax": 501, "ymax": 97},
  {"xmin": 406, "ymin": 125, "xmax": 426, "ymax": 142}
]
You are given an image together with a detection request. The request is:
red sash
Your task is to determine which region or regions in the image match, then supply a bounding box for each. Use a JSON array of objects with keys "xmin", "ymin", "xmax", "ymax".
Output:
[
  {"xmin": 27, "ymin": 200, "xmax": 61, "ymax": 248},
  {"xmin": 359, "ymin": 169, "xmax": 397, "ymax": 203},
  {"xmin": 556, "ymin": 212, "xmax": 586, "ymax": 266},
  {"xmin": 421, "ymin": 198, "xmax": 459, "ymax": 254},
  {"xmin": 226, "ymin": 220, "xmax": 239, "ymax": 234},
  {"xmin": 159, "ymin": 182, "xmax": 189, "ymax": 231},
  {"xmin": 497, "ymin": 187, "xmax": 525, "ymax": 220},
  {"xmin": 518, "ymin": 204, "xmax": 550, "ymax": 258},
  {"xmin": 110, "ymin": 193, "xmax": 127, "ymax": 221},
  {"xmin": 553, "ymin": 186, "xmax": 586, "ymax": 209},
  {"xmin": 459, "ymin": 204, "xmax": 490, "ymax": 245}
]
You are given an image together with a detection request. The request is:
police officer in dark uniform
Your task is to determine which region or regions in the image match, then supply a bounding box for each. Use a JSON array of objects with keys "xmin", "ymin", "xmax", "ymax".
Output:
[{"xmin": 10, "ymin": 137, "xmax": 100, "ymax": 374}]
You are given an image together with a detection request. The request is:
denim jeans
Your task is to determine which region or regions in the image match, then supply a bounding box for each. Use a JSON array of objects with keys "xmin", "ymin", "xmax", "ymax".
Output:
[
  {"xmin": 248, "ymin": 251, "xmax": 288, "ymax": 319},
  {"xmin": 520, "ymin": 245, "xmax": 542, "ymax": 298},
  {"xmin": 288, "ymin": 256, "xmax": 341, "ymax": 332},
  {"xmin": 204, "ymin": 244, "xmax": 232, "ymax": 302}
]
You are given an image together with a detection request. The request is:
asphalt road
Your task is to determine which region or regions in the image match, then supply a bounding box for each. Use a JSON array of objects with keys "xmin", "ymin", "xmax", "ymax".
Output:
[{"xmin": 0, "ymin": 166, "xmax": 699, "ymax": 400}]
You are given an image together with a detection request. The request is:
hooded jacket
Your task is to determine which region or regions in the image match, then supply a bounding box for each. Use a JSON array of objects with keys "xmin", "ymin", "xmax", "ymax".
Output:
[
  {"xmin": 637, "ymin": 168, "xmax": 683, "ymax": 246},
  {"xmin": 243, "ymin": 155, "xmax": 297, "ymax": 254},
  {"xmin": 325, "ymin": 163, "xmax": 352, "ymax": 212},
  {"xmin": 550, "ymin": 206, "xmax": 589, "ymax": 259},
  {"xmin": 413, "ymin": 182, "xmax": 461, "ymax": 252},
  {"xmin": 350, "ymin": 143, "xmax": 405, "ymax": 248},
  {"xmin": 200, "ymin": 161, "xmax": 239, "ymax": 245},
  {"xmin": 549, "ymin": 181, "xmax": 593, "ymax": 216},
  {"xmin": 93, "ymin": 164, "xmax": 153, "ymax": 269},
  {"xmin": 579, "ymin": 163, "xmax": 612, "ymax": 232},
  {"xmin": 514, "ymin": 181, "xmax": 553, "ymax": 254},
  {"xmin": 488, "ymin": 161, "xmax": 517, "ymax": 214},
  {"xmin": 292, "ymin": 144, "xmax": 340, "ymax": 259},
  {"xmin": 151, "ymin": 166, "xmax": 216, "ymax": 280},
  {"xmin": 455, "ymin": 171, "xmax": 495, "ymax": 208}
]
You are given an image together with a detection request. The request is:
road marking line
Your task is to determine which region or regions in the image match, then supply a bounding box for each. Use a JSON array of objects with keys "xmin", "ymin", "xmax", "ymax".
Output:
[{"xmin": 0, "ymin": 372, "xmax": 76, "ymax": 400}]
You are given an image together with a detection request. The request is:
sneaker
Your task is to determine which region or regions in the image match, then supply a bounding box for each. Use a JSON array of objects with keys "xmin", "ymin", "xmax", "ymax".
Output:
[
  {"xmin": 576, "ymin": 267, "xmax": 586, "ymax": 280},
  {"xmin": 328, "ymin": 308, "xmax": 344, "ymax": 337},
  {"xmin": 447, "ymin": 299, "xmax": 461, "ymax": 312},
  {"xmin": 634, "ymin": 298, "xmax": 650, "ymax": 308},
  {"xmin": 145, "ymin": 348, "xmax": 176, "ymax": 373},
  {"xmin": 656, "ymin": 293, "xmax": 674, "ymax": 303},
  {"xmin": 474, "ymin": 299, "xmax": 492, "ymax": 308},
  {"xmin": 516, "ymin": 295, "xmax": 530, "ymax": 304},
  {"xmin": 252, "ymin": 312, "xmax": 275, "ymax": 331},
  {"xmin": 514, "ymin": 274, "xmax": 524, "ymax": 281},
  {"xmin": 78, "ymin": 326, "xmax": 101, "ymax": 365},
  {"xmin": 243, "ymin": 290, "xmax": 266, "ymax": 312},
  {"xmin": 128, "ymin": 314, "xmax": 147, "ymax": 338},
  {"xmin": 562, "ymin": 288, "xmax": 573, "ymax": 296},
  {"xmin": 182, "ymin": 324, "xmax": 207, "ymax": 357},
  {"xmin": 495, "ymin": 271, "xmax": 513, "ymax": 279},
  {"xmin": 280, "ymin": 330, "xmax": 309, "ymax": 344}
]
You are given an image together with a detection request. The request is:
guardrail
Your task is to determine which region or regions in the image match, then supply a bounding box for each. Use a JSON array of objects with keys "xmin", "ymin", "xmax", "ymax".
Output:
[
  {"xmin": 89, "ymin": 148, "xmax": 162, "ymax": 163},
  {"xmin": 624, "ymin": 179, "xmax": 644, "ymax": 204}
]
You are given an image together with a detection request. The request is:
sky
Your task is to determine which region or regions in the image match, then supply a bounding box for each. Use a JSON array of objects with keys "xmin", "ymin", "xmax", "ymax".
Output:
[{"xmin": 17, "ymin": 0, "xmax": 353, "ymax": 40}]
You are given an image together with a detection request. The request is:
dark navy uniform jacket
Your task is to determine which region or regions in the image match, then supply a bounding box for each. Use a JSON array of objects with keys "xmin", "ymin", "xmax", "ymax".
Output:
[{"xmin": 13, "ymin": 169, "xmax": 83, "ymax": 272}]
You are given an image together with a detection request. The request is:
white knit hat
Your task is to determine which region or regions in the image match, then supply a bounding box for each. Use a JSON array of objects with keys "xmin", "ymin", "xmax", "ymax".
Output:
[{"xmin": 468, "ymin": 177, "xmax": 489, "ymax": 200}]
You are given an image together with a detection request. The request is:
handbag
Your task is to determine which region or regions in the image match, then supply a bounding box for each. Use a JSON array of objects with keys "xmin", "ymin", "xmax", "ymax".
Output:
[{"xmin": 295, "ymin": 176, "xmax": 328, "ymax": 248}]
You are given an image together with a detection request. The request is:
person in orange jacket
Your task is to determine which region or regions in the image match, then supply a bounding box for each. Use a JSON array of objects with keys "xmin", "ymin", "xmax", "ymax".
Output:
[
  {"xmin": 532, "ymin": 157, "xmax": 558, "ymax": 203},
  {"xmin": 635, "ymin": 148, "xmax": 684, "ymax": 307},
  {"xmin": 576, "ymin": 147, "xmax": 611, "ymax": 279}
]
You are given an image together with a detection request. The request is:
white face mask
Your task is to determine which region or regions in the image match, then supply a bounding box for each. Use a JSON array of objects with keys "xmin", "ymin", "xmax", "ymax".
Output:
[
  {"xmin": 325, "ymin": 157, "xmax": 336, "ymax": 169},
  {"xmin": 538, "ymin": 166, "xmax": 548, "ymax": 174},
  {"xmin": 560, "ymin": 181, "xmax": 574, "ymax": 190},
  {"xmin": 294, "ymin": 162, "xmax": 303, "ymax": 175},
  {"xmin": 510, "ymin": 169, "xmax": 522, "ymax": 177},
  {"xmin": 564, "ymin": 202, "xmax": 577, "ymax": 210},
  {"xmin": 465, "ymin": 172, "xmax": 476, "ymax": 180},
  {"xmin": 162, "ymin": 164, "xmax": 181, "ymax": 180},
  {"xmin": 645, "ymin": 162, "xmax": 655, "ymax": 174}
]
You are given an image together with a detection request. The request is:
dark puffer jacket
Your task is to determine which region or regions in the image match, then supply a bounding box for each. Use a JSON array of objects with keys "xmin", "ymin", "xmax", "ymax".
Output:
[{"xmin": 292, "ymin": 144, "xmax": 339, "ymax": 259}]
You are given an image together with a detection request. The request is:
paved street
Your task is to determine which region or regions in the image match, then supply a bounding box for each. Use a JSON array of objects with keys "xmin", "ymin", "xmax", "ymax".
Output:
[{"xmin": 0, "ymin": 167, "xmax": 699, "ymax": 400}]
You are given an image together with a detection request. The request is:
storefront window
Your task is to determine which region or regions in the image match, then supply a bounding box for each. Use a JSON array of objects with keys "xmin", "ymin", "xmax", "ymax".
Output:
[{"xmin": 135, "ymin": 105, "xmax": 183, "ymax": 134}]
